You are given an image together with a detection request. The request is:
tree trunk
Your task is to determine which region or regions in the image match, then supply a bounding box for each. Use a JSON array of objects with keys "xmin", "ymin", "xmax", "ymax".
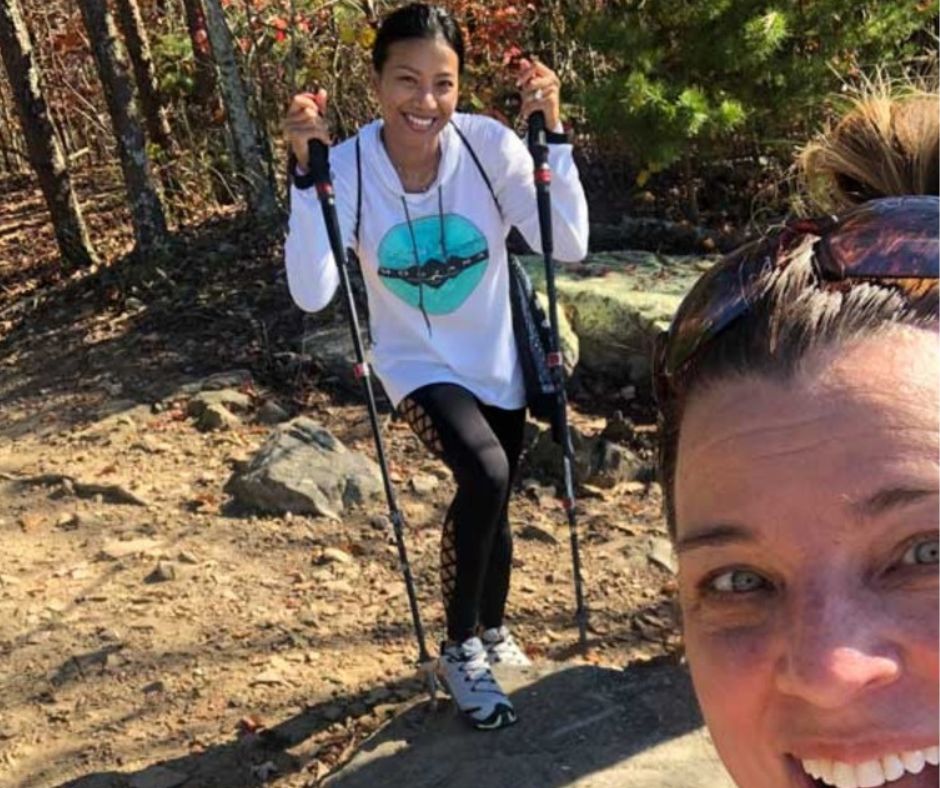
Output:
[
  {"xmin": 76, "ymin": 0, "xmax": 168, "ymax": 254},
  {"xmin": 202, "ymin": 0, "xmax": 278, "ymax": 219},
  {"xmin": 682, "ymin": 149, "xmax": 699, "ymax": 223},
  {"xmin": 113, "ymin": 0, "xmax": 173, "ymax": 152},
  {"xmin": 181, "ymin": 0, "xmax": 217, "ymax": 109},
  {"xmin": 0, "ymin": 0, "xmax": 98, "ymax": 268}
]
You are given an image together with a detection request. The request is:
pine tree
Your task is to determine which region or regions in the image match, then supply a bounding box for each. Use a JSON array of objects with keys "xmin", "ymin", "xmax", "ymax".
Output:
[{"xmin": 579, "ymin": 0, "xmax": 937, "ymax": 172}]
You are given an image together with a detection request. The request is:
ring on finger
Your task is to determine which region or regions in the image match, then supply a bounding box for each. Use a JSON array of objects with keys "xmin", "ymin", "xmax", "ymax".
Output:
[{"xmin": 533, "ymin": 88, "xmax": 543, "ymax": 101}]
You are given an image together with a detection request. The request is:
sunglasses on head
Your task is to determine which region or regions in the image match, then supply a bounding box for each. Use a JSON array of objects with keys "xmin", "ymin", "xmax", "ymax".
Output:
[{"xmin": 654, "ymin": 195, "xmax": 940, "ymax": 405}]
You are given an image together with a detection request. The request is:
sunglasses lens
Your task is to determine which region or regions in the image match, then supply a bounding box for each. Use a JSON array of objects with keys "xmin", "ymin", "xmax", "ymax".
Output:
[
  {"xmin": 820, "ymin": 196, "xmax": 940, "ymax": 279},
  {"xmin": 663, "ymin": 236, "xmax": 777, "ymax": 376}
]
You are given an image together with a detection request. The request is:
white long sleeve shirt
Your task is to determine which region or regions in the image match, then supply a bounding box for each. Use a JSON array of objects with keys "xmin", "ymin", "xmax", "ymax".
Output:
[{"xmin": 285, "ymin": 112, "xmax": 589, "ymax": 408}]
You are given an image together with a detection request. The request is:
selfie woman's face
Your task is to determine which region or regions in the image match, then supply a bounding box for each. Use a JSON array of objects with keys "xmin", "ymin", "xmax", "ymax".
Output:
[
  {"xmin": 674, "ymin": 327, "xmax": 939, "ymax": 788},
  {"xmin": 372, "ymin": 36, "xmax": 459, "ymax": 153}
]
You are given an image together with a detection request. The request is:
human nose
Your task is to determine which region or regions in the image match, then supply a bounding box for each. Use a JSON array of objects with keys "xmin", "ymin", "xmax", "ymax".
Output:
[
  {"xmin": 415, "ymin": 83, "xmax": 437, "ymax": 110},
  {"xmin": 775, "ymin": 589, "xmax": 901, "ymax": 708}
]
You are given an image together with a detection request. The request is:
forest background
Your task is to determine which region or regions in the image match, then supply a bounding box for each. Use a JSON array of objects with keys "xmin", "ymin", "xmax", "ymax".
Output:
[
  {"xmin": 0, "ymin": 0, "xmax": 935, "ymax": 274},
  {"xmin": 0, "ymin": 3, "xmax": 935, "ymax": 784}
]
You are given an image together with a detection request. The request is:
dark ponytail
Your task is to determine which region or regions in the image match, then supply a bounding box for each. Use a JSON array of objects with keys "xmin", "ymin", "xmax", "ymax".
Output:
[{"xmin": 372, "ymin": 3, "xmax": 465, "ymax": 74}]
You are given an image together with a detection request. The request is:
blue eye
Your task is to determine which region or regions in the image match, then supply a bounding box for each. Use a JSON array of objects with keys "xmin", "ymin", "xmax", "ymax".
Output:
[
  {"xmin": 708, "ymin": 569, "xmax": 768, "ymax": 593},
  {"xmin": 901, "ymin": 537, "xmax": 939, "ymax": 565}
]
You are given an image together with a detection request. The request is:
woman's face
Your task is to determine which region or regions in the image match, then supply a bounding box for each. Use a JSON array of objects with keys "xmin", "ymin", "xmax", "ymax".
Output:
[
  {"xmin": 674, "ymin": 327, "xmax": 939, "ymax": 788},
  {"xmin": 372, "ymin": 36, "xmax": 459, "ymax": 153}
]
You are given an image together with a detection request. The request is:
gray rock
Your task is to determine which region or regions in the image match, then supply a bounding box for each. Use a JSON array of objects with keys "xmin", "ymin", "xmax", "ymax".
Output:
[
  {"xmin": 199, "ymin": 369, "xmax": 253, "ymax": 391},
  {"xmin": 300, "ymin": 326, "xmax": 359, "ymax": 391},
  {"xmin": 520, "ymin": 252, "xmax": 712, "ymax": 387},
  {"xmin": 524, "ymin": 425, "xmax": 643, "ymax": 487},
  {"xmin": 325, "ymin": 661, "xmax": 732, "ymax": 788},
  {"xmin": 145, "ymin": 561, "xmax": 176, "ymax": 583},
  {"xmin": 187, "ymin": 389, "xmax": 252, "ymax": 417},
  {"xmin": 587, "ymin": 439, "xmax": 643, "ymax": 488},
  {"xmin": 99, "ymin": 538, "xmax": 163, "ymax": 561},
  {"xmin": 410, "ymin": 474, "xmax": 439, "ymax": 496},
  {"xmin": 317, "ymin": 547, "xmax": 356, "ymax": 566},
  {"xmin": 518, "ymin": 523, "xmax": 559, "ymax": 545},
  {"xmin": 197, "ymin": 403, "xmax": 242, "ymax": 432},
  {"xmin": 647, "ymin": 537, "xmax": 678, "ymax": 575},
  {"xmin": 225, "ymin": 417, "xmax": 383, "ymax": 518},
  {"xmin": 257, "ymin": 401, "xmax": 290, "ymax": 425}
]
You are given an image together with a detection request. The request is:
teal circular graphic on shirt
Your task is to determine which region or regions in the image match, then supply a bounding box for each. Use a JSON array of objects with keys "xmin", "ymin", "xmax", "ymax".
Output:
[{"xmin": 377, "ymin": 213, "xmax": 489, "ymax": 315}]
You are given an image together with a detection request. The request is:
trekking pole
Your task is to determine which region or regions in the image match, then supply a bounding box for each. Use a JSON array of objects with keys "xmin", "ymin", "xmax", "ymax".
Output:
[
  {"xmin": 307, "ymin": 139, "xmax": 438, "ymax": 701},
  {"xmin": 526, "ymin": 111, "xmax": 589, "ymax": 652}
]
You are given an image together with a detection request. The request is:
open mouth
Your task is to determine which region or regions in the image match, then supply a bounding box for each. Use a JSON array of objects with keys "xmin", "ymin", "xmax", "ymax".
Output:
[
  {"xmin": 788, "ymin": 748, "xmax": 939, "ymax": 787},
  {"xmin": 403, "ymin": 113, "xmax": 436, "ymax": 132}
]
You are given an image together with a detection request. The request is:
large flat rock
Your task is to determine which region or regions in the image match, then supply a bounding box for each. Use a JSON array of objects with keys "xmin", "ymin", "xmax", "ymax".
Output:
[
  {"xmin": 521, "ymin": 252, "xmax": 713, "ymax": 385},
  {"xmin": 326, "ymin": 659, "xmax": 733, "ymax": 788}
]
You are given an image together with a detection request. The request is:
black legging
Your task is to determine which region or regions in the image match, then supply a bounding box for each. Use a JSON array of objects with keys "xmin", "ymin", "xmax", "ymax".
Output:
[{"xmin": 398, "ymin": 383, "xmax": 526, "ymax": 644}]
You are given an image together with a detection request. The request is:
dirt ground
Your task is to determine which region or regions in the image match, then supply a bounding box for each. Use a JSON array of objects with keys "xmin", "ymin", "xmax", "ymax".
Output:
[{"xmin": 0, "ymin": 175, "xmax": 680, "ymax": 788}]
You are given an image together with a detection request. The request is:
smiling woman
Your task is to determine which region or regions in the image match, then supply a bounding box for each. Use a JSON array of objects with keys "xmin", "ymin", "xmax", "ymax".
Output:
[
  {"xmin": 654, "ymin": 85, "xmax": 939, "ymax": 788},
  {"xmin": 281, "ymin": 3, "xmax": 588, "ymax": 732}
]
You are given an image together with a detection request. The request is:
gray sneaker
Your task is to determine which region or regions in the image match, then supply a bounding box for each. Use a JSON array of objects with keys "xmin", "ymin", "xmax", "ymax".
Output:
[
  {"xmin": 482, "ymin": 626, "xmax": 532, "ymax": 667},
  {"xmin": 438, "ymin": 637, "xmax": 517, "ymax": 730}
]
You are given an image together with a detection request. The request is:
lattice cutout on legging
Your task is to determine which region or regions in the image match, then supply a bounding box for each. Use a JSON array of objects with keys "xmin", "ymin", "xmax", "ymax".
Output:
[
  {"xmin": 397, "ymin": 397, "xmax": 444, "ymax": 456},
  {"xmin": 440, "ymin": 511, "xmax": 457, "ymax": 608}
]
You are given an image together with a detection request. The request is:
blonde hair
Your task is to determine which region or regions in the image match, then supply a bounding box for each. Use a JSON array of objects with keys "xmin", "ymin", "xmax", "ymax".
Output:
[{"xmin": 797, "ymin": 80, "xmax": 939, "ymax": 213}]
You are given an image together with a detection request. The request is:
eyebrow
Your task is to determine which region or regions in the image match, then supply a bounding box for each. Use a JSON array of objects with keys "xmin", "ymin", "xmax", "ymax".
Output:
[
  {"xmin": 852, "ymin": 487, "xmax": 938, "ymax": 518},
  {"xmin": 674, "ymin": 523, "xmax": 756, "ymax": 555},
  {"xmin": 392, "ymin": 65, "xmax": 455, "ymax": 77}
]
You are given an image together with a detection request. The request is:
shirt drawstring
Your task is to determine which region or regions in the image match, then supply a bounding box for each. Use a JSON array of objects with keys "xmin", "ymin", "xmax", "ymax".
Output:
[{"xmin": 401, "ymin": 185, "xmax": 447, "ymax": 337}]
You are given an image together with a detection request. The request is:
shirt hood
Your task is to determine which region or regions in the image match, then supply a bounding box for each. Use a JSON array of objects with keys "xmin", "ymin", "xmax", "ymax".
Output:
[{"xmin": 359, "ymin": 116, "xmax": 462, "ymax": 203}]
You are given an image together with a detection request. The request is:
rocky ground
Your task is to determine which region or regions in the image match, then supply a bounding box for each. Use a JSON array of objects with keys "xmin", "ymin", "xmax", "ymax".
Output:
[{"xmin": 0, "ymin": 176, "xmax": 684, "ymax": 788}]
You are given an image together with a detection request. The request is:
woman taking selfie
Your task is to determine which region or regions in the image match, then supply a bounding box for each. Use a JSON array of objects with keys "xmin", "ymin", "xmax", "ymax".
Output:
[
  {"xmin": 283, "ymin": 3, "xmax": 588, "ymax": 730},
  {"xmin": 656, "ymin": 86, "xmax": 938, "ymax": 787}
]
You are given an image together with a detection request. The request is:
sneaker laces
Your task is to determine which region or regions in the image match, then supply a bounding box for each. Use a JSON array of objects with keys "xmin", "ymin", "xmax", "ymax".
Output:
[
  {"xmin": 482, "ymin": 626, "xmax": 530, "ymax": 664},
  {"xmin": 445, "ymin": 640, "xmax": 499, "ymax": 692}
]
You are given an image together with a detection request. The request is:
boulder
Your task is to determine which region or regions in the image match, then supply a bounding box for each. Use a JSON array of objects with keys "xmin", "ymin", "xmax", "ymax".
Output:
[
  {"xmin": 299, "ymin": 325, "xmax": 362, "ymax": 394},
  {"xmin": 186, "ymin": 389, "xmax": 252, "ymax": 417},
  {"xmin": 520, "ymin": 252, "xmax": 712, "ymax": 387},
  {"xmin": 225, "ymin": 417, "xmax": 383, "ymax": 519},
  {"xmin": 257, "ymin": 401, "xmax": 290, "ymax": 425},
  {"xmin": 196, "ymin": 403, "xmax": 242, "ymax": 432},
  {"xmin": 524, "ymin": 423, "xmax": 644, "ymax": 488}
]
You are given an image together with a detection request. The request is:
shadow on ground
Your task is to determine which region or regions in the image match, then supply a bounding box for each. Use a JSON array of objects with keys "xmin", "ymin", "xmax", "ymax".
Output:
[
  {"xmin": 57, "ymin": 657, "xmax": 731, "ymax": 788},
  {"xmin": 325, "ymin": 657, "xmax": 731, "ymax": 788}
]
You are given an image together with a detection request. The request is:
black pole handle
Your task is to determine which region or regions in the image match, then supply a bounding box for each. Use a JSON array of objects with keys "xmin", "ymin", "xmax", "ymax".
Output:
[
  {"xmin": 307, "ymin": 138, "xmax": 331, "ymax": 186},
  {"xmin": 527, "ymin": 109, "xmax": 548, "ymax": 155}
]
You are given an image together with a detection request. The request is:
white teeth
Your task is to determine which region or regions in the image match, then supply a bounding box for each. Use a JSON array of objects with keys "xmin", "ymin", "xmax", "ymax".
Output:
[
  {"xmin": 802, "ymin": 747, "xmax": 939, "ymax": 786},
  {"xmin": 880, "ymin": 755, "xmax": 904, "ymax": 781},
  {"xmin": 804, "ymin": 759, "xmax": 823, "ymax": 779},
  {"xmin": 405, "ymin": 114, "xmax": 433, "ymax": 128},
  {"xmin": 817, "ymin": 759, "xmax": 835, "ymax": 784},
  {"xmin": 900, "ymin": 750, "xmax": 925, "ymax": 774},
  {"xmin": 855, "ymin": 759, "xmax": 886, "ymax": 788},
  {"xmin": 832, "ymin": 761, "xmax": 859, "ymax": 788}
]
